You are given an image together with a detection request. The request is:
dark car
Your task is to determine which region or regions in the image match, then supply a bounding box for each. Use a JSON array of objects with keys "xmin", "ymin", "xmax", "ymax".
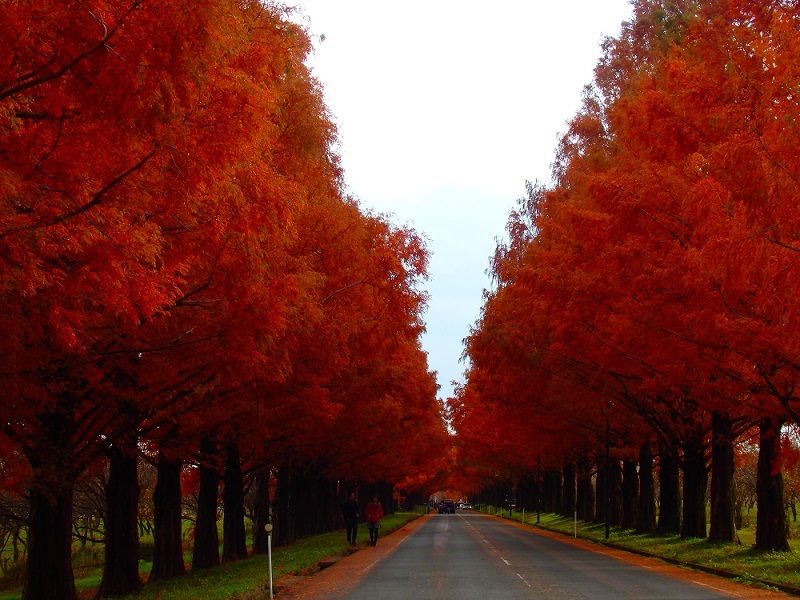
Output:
[{"xmin": 439, "ymin": 499, "xmax": 456, "ymax": 514}]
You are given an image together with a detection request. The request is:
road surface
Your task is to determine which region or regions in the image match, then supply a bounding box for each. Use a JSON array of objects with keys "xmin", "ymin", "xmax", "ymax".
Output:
[{"xmin": 281, "ymin": 512, "xmax": 792, "ymax": 599}]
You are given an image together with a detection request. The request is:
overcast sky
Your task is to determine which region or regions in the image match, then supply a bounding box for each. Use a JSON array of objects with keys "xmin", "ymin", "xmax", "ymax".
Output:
[{"xmin": 292, "ymin": 1, "xmax": 634, "ymax": 401}]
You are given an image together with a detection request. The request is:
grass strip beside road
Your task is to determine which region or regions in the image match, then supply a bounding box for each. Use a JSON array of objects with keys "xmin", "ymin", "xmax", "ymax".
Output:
[
  {"xmin": 121, "ymin": 511, "xmax": 422, "ymax": 600},
  {"xmin": 486, "ymin": 508, "xmax": 800, "ymax": 595}
]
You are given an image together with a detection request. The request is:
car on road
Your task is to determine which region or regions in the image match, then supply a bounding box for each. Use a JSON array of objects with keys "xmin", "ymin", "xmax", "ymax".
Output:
[{"xmin": 439, "ymin": 499, "xmax": 456, "ymax": 514}]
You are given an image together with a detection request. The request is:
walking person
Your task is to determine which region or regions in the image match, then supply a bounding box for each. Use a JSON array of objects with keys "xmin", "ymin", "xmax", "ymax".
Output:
[
  {"xmin": 342, "ymin": 492, "xmax": 360, "ymax": 546},
  {"xmin": 364, "ymin": 495, "xmax": 384, "ymax": 546}
]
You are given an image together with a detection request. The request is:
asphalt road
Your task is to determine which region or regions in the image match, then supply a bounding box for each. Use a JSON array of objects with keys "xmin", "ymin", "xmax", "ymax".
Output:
[{"xmin": 285, "ymin": 512, "xmax": 788, "ymax": 600}]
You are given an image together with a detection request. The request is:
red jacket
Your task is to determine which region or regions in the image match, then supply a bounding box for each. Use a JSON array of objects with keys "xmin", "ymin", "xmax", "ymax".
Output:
[{"xmin": 364, "ymin": 501, "xmax": 384, "ymax": 524}]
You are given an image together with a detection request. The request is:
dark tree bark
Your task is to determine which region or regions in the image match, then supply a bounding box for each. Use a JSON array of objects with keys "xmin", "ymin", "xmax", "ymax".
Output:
[
  {"xmin": 273, "ymin": 466, "xmax": 293, "ymax": 547},
  {"xmin": 377, "ymin": 481, "xmax": 395, "ymax": 516},
  {"xmin": 252, "ymin": 467, "xmax": 271, "ymax": 555},
  {"xmin": 594, "ymin": 461, "xmax": 606, "ymax": 525},
  {"xmin": 291, "ymin": 469, "xmax": 317, "ymax": 538},
  {"xmin": 25, "ymin": 483, "xmax": 76, "ymax": 600},
  {"xmin": 23, "ymin": 409, "xmax": 76, "ymax": 600},
  {"xmin": 404, "ymin": 489, "xmax": 427, "ymax": 511},
  {"xmin": 708, "ymin": 412, "xmax": 736, "ymax": 543},
  {"xmin": 681, "ymin": 428, "xmax": 708, "ymax": 539},
  {"xmin": 517, "ymin": 474, "xmax": 537, "ymax": 514},
  {"xmin": 621, "ymin": 459, "xmax": 638, "ymax": 529},
  {"xmin": 656, "ymin": 443, "xmax": 681, "ymax": 535},
  {"xmin": 561, "ymin": 463, "xmax": 576, "ymax": 518},
  {"xmin": 222, "ymin": 441, "xmax": 247, "ymax": 561},
  {"xmin": 635, "ymin": 441, "xmax": 656, "ymax": 534},
  {"xmin": 192, "ymin": 435, "xmax": 220, "ymax": 569},
  {"xmin": 324, "ymin": 477, "xmax": 342, "ymax": 525},
  {"xmin": 609, "ymin": 459, "xmax": 623, "ymax": 527},
  {"xmin": 576, "ymin": 458, "xmax": 595, "ymax": 521},
  {"xmin": 290, "ymin": 469, "xmax": 308, "ymax": 536},
  {"xmin": 304, "ymin": 474, "xmax": 338, "ymax": 534},
  {"xmin": 149, "ymin": 451, "xmax": 185, "ymax": 582},
  {"xmin": 543, "ymin": 470, "xmax": 562, "ymax": 514},
  {"xmin": 755, "ymin": 418, "xmax": 790, "ymax": 551},
  {"xmin": 98, "ymin": 440, "xmax": 141, "ymax": 597}
]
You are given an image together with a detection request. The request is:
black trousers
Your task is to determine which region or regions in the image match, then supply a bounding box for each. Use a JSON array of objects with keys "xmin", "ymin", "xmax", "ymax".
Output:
[{"xmin": 346, "ymin": 520, "xmax": 358, "ymax": 543}]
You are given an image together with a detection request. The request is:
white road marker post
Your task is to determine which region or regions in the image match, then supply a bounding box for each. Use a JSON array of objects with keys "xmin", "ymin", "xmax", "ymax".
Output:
[
  {"xmin": 265, "ymin": 523, "xmax": 274, "ymax": 599},
  {"xmin": 574, "ymin": 511, "xmax": 577, "ymax": 538}
]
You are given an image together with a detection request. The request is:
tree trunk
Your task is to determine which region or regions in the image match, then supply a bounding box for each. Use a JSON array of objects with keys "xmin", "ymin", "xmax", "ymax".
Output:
[
  {"xmin": 517, "ymin": 474, "xmax": 536, "ymax": 514},
  {"xmin": 25, "ymin": 482, "xmax": 76, "ymax": 600},
  {"xmin": 290, "ymin": 468, "xmax": 310, "ymax": 537},
  {"xmin": 377, "ymin": 481, "xmax": 395, "ymax": 516},
  {"xmin": 192, "ymin": 436, "xmax": 220, "ymax": 569},
  {"xmin": 621, "ymin": 459, "xmax": 638, "ymax": 529},
  {"xmin": 594, "ymin": 461, "xmax": 606, "ymax": 525},
  {"xmin": 561, "ymin": 463, "xmax": 576, "ymax": 518},
  {"xmin": 576, "ymin": 458, "xmax": 594, "ymax": 521},
  {"xmin": 708, "ymin": 412, "xmax": 736, "ymax": 543},
  {"xmin": 635, "ymin": 441, "xmax": 656, "ymax": 534},
  {"xmin": 681, "ymin": 429, "xmax": 707, "ymax": 539},
  {"xmin": 273, "ymin": 466, "xmax": 293, "ymax": 547},
  {"xmin": 297, "ymin": 472, "xmax": 333, "ymax": 536},
  {"xmin": 23, "ymin": 409, "xmax": 76, "ymax": 600},
  {"xmin": 222, "ymin": 441, "xmax": 247, "ymax": 561},
  {"xmin": 98, "ymin": 441, "xmax": 141, "ymax": 597},
  {"xmin": 543, "ymin": 470, "xmax": 562, "ymax": 514},
  {"xmin": 656, "ymin": 443, "xmax": 681, "ymax": 535},
  {"xmin": 609, "ymin": 459, "xmax": 623, "ymax": 527},
  {"xmin": 252, "ymin": 468, "xmax": 271, "ymax": 555},
  {"xmin": 149, "ymin": 451, "xmax": 185, "ymax": 582},
  {"xmin": 755, "ymin": 418, "xmax": 790, "ymax": 551}
]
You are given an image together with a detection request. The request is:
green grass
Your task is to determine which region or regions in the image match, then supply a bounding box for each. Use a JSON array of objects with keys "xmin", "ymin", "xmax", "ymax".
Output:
[
  {"xmin": 485, "ymin": 507, "xmax": 800, "ymax": 592},
  {"xmin": 0, "ymin": 512, "xmax": 422, "ymax": 600}
]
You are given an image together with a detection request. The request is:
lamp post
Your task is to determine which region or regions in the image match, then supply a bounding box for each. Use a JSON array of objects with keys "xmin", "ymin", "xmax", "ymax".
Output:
[{"xmin": 264, "ymin": 523, "xmax": 274, "ymax": 599}]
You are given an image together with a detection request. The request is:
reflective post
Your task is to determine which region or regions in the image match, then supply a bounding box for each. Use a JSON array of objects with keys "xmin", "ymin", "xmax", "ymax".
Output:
[{"xmin": 264, "ymin": 523, "xmax": 274, "ymax": 598}]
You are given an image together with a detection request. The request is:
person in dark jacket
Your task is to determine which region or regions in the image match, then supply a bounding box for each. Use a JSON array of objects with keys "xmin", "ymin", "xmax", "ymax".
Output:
[{"xmin": 342, "ymin": 492, "xmax": 360, "ymax": 546}]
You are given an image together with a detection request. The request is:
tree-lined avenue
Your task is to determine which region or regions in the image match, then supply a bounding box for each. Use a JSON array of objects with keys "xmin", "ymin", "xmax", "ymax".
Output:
[{"xmin": 5, "ymin": 1, "xmax": 800, "ymax": 598}]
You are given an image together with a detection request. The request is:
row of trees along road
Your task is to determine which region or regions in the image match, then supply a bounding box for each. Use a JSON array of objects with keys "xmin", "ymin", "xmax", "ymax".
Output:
[
  {"xmin": 0, "ymin": 2, "xmax": 451, "ymax": 599},
  {"xmin": 450, "ymin": 0, "xmax": 800, "ymax": 553}
]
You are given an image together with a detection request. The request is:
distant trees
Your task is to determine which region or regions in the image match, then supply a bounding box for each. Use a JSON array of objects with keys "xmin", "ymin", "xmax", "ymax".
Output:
[
  {"xmin": 453, "ymin": 0, "xmax": 800, "ymax": 552},
  {"xmin": 0, "ymin": 1, "xmax": 447, "ymax": 598}
]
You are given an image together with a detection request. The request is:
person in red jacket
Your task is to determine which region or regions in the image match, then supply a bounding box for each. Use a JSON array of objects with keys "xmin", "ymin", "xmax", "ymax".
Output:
[{"xmin": 364, "ymin": 495, "xmax": 384, "ymax": 546}]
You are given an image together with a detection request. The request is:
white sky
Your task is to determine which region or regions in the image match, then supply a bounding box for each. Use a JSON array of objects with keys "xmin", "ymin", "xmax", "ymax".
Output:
[{"xmin": 292, "ymin": 1, "xmax": 633, "ymax": 401}]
